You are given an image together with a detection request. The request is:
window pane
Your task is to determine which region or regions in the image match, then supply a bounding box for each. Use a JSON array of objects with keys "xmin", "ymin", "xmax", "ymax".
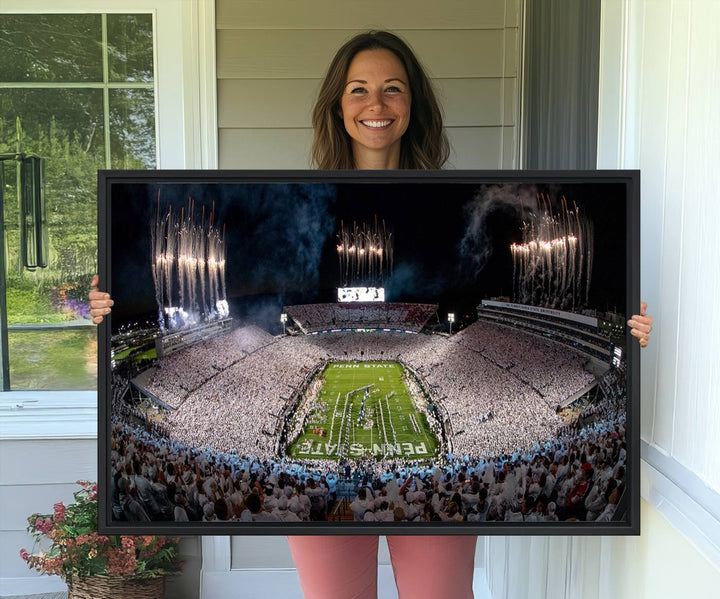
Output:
[
  {"xmin": 0, "ymin": 14, "xmax": 102, "ymax": 82},
  {"xmin": 1, "ymin": 88, "xmax": 104, "ymax": 277},
  {"xmin": 107, "ymin": 14, "xmax": 154, "ymax": 83},
  {"xmin": 110, "ymin": 88, "xmax": 156, "ymax": 168},
  {"xmin": 0, "ymin": 89, "xmax": 106, "ymax": 161},
  {"xmin": 2, "ymin": 89, "xmax": 102, "ymax": 390},
  {"xmin": 8, "ymin": 329, "xmax": 97, "ymax": 390}
]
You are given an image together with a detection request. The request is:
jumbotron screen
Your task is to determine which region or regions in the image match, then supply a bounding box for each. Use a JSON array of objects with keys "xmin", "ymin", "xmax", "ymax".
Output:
[
  {"xmin": 98, "ymin": 169, "xmax": 640, "ymax": 536},
  {"xmin": 338, "ymin": 287, "xmax": 385, "ymax": 302}
]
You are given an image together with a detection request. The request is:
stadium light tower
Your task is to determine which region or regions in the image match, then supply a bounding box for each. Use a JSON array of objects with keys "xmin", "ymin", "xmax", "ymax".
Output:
[
  {"xmin": 448, "ymin": 313, "xmax": 455, "ymax": 335},
  {"xmin": 280, "ymin": 313, "xmax": 287, "ymax": 335}
]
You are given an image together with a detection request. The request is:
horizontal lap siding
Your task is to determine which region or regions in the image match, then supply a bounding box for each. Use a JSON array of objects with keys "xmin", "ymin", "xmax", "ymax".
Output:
[
  {"xmin": 0, "ymin": 439, "xmax": 97, "ymax": 579},
  {"xmin": 219, "ymin": 79, "xmax": 515, "ymax": 128},
  {"xmin": 218, "ymin": 30, "xmax": 509, "ymax": 79},
  {"xmin": 216, "ymin": 0, "xmax": 515, "ymax": 30}
]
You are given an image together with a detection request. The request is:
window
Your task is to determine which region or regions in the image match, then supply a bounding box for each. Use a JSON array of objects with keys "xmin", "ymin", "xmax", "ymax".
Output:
[{"xmin": 0, "ymin": 13, "xmax": 156, "ymax": 390}]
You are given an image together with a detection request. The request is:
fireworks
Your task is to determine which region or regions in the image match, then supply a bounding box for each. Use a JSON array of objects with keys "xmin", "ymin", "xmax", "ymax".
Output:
[
  {"xmin": 151, "ymin": 194, "xmax": 228, "ymax": 332},
  {"xmin": 336, "ymin": 217, "xmax": 393, "ymax": 287},
  {"xmin": 510, "ymin": 193, "xmax": 593, "ymax": 311}
]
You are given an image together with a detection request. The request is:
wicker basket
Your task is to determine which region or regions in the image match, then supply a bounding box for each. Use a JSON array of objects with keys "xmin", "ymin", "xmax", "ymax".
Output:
[{"xmin": 67, "ymin": 575, "xmax": 165, "ymax": 599}]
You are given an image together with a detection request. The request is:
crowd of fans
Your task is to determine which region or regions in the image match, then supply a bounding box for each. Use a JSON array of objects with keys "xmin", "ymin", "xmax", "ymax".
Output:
[
  {"xmin": 130, "ymin": 318, "xmax": 598, "ymax": 462},
  {"xmin": 110, "ymin": 397, "xmax": 627, "ymax": 524},
  {"xmin": 110, "ymin": 306, "xmax": 627, "ymax": 524},
  {"xmin": 141, "ymin": 325, "xmax": 275, "ymax": 407},
  {"xmin": 285, "ymin": 302, "xmax": 437, "ymax": 333},
  {"xmin": 163, "ymin": 338, "xmax": 329, "ymax": 460}
]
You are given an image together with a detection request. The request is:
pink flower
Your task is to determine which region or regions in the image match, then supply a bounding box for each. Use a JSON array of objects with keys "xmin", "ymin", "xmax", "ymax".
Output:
[
  {"xmin": 107, "ymin": 548, "xmax": 137, "ymax": 576},
  {"xmin": 121, "ymin": 537, "xmax": 135, "ymax": 550},
  {"xmin": 21, "ymin": 482, "xmax": 181, "ymax": 581},
  {"xmin": 43, "ymin": 556, "xmax": 64, "ymax": 576},
  {"xmin": 34, "ymin": 518, "xmax": 54, "ymax": 534},
  {"xmin": 53, "ymin": 502, "xmax": 66, "ymax": 522}
]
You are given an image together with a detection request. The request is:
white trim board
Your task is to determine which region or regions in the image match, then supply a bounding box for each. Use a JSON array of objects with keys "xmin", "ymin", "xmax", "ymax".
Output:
[
  {"xmin": 641, "ymin": 441, "xmax": 720, "ymax": 568},
  {"xmin": 0, "ymin": 392, "xmax": 97, "ymax": 440},
  {"xmin": 200, "ymin": 566, "xmax": 491, "ymax": 599}
]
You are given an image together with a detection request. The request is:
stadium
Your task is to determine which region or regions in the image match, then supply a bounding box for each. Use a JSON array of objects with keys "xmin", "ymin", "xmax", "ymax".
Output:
[{"xmin": 108, "ymin": 180, "xmax": 629, "ymax": 525}]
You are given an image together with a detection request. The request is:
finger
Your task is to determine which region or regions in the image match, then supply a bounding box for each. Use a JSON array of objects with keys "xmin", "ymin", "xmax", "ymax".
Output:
[
  {"xmin": 91, "ymin": 274, "xmax": 99, "ymax": 288},
  {"xmin": 640, "ymin": 301, "xmax": 647, "ymax": 316},
  {"xmin": 89, "ymin": 290, "xmax": 112, "ymax": 300},
  {"xmin": 90, "ymin": 301, "xmax": 113, "ymax": 311},
  {"xmin": 89, "ymin": 296, "xmax": 113, "ymax": 310},
  {"xmin": 630, "ymin": 313, "xmax": 652, "ymax": 324},
  {"xmin": 89, "ymin": 300, "xmax": 110, "ymax": 311},
  {"xmin": 629, "ymin": 328, "xmax": 649, "ymax": 342},
  {"xmin": 639, "ymin": 338, "xmax": 648, "ymax": 348},
  {"xmin": 627, "ymin": 321, "xmax": 652, "ymax": 334},
  {"xmin": 92, "ymin": 315, "xmax": 104, "ymax": 324},
  {"xmin": 627, "ymin": 317, "xmax": 652, "ymax": 331}
]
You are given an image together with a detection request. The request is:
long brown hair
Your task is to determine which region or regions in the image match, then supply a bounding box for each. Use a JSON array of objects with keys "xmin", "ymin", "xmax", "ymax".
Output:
[{"xmin": 311, "ymin": 31, "xmax": 449, "ymax": 170}]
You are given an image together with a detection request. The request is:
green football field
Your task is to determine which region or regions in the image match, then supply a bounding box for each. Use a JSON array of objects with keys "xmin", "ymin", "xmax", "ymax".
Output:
[{"xmin": 287, "ymin": 361, "xmax": 440, "ymax": 461}]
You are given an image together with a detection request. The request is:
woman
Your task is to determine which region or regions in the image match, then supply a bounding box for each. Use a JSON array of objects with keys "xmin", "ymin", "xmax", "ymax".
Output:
[{"xmin": 90, "ymin": 31, "xmax": 653, "ymax": 598}]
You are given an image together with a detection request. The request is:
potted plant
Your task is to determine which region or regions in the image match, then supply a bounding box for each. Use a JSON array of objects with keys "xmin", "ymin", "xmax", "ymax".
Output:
[{"xmin": 20, "ymin": 480, "xmax": 182, "ymax": 599}]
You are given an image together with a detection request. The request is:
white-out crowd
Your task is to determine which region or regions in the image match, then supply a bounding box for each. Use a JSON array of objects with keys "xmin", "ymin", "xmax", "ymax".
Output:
[
  {"xmin": 111, "ymin": 305, "xmax": 625, "ymax": 524},
  {"xmin": 111, "ymin": 405, "xmax": 627, "ymax": 524},
  {"xmin": 285, "ymin": 302, "xmax": 437, "ymax": 333}
]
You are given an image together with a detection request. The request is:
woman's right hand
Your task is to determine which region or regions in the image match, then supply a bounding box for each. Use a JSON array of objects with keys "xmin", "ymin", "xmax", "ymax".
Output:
[{"xmin": 89, "ymin": 274, "xmax": 114, "ymax": 324}]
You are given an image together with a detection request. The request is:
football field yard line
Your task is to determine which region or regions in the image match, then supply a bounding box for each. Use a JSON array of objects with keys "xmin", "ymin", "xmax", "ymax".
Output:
[
  {"xmin": 328, "ymin": 391, "xmax": 341, "ymax": 442},
  {"xmin": 288, "ymin": 361, "xmax": 438, "ymax": 460},
  {"xmin": 384, "ymin": 393, "xmax": 397, "ymax": 445}
]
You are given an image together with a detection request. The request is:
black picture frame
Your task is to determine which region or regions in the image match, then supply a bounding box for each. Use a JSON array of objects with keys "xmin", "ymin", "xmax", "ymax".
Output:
[{"xmin": 98, "ymin": 169, "xmax": 640, "ymax": 536}]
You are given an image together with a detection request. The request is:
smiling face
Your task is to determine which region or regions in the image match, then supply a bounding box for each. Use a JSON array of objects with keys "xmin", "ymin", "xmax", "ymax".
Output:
[{"xmin": 340, "ymin": 48, "xmax": 411, "ymax": 169}]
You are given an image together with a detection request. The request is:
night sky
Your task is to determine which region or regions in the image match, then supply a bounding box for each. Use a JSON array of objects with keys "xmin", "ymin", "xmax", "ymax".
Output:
[{"xmin": 106, "ymin": 177, "xmax": 628, "ymax": 334}]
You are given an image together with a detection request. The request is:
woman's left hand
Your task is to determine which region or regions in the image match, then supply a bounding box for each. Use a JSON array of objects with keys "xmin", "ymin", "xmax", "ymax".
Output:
[{"xmin": 627, "ymin": 301, "xmax": 653, "ymax": 348}]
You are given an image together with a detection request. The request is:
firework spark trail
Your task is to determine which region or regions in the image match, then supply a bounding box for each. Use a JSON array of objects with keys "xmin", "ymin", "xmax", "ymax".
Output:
[
  {"xmin": 198, "ymin": 207, "xmax": 208, "ymax": 316},
  {"xmin": 220, "ymin": 223, "xmax": 227, "ymax": 303},
  {"xmin": 510, "ymin": 194, "xmax": 594, "ymax": 310},
  {"xmin": 150, "ymin": 196, "xmax": 228, "ymax": 331},
  {"xmin": 151, "ymin": 192, "xmax": 166, "ymax": 331},
  {"xmin": 190, "ymin": 218, "xmax": 201, "ymax": 314},
  {"xmin": 336, "ymin": 217, "xmax": 393, "ymax": 287},
  {"xmin": 177, "ymin": 206, "xmax": 187, "ymax": 317},
  {"xmin": 163, "ymin": 210, "xmax": 175, "ymax": 316}
]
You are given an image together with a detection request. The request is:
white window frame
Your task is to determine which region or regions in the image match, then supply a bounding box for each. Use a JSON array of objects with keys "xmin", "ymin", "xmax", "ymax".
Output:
[{"xmin": 0, "ymin": 0, "xmax": 217, "ymax": 435}]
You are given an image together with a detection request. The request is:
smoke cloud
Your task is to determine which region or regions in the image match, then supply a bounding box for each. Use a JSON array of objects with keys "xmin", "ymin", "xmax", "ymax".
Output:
[
  {"xmin": 458, "ymin": 184, "xmax": 538, "ymax": 278},
  {"xmin": 238, "ymin": 183, "xmax": 337, "ymax": 294}
]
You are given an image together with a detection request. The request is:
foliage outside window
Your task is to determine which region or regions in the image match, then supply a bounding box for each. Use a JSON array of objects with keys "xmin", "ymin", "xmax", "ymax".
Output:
[{"xmin": 0, "ymin": 13, "xmax": 156, "ymax": 390}]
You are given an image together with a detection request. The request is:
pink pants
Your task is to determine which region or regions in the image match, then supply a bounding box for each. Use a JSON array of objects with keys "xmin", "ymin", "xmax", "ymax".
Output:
[{"xmin": 287, "ymin": 535, "xmax": 477, "ymax": 599}]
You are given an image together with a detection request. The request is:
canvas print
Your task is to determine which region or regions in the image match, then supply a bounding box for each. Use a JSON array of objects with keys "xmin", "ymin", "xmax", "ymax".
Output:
[{"xmin": 100, "ymin": 170, "xmax": 639, "ymax": 534}]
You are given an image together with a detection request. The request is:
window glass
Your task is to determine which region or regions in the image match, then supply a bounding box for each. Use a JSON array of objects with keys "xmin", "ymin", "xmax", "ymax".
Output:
[
  {"xmin": 107, "ymin": 14, "xmax": 154, "ymax": 83},
  {"xmin": 0, "ymin": 14, "xmax": 103, "ymax": 82},
  {"xmin": 7, "ymin": 329, "xmax": 97, "ymax": 390},
  {"xmin": 109, "ymin": 88, "xmax": 156, "ymax": 169},
  {"xmin": 0, "ymin": 13, "xmax": 155, "ymax": 390}
]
